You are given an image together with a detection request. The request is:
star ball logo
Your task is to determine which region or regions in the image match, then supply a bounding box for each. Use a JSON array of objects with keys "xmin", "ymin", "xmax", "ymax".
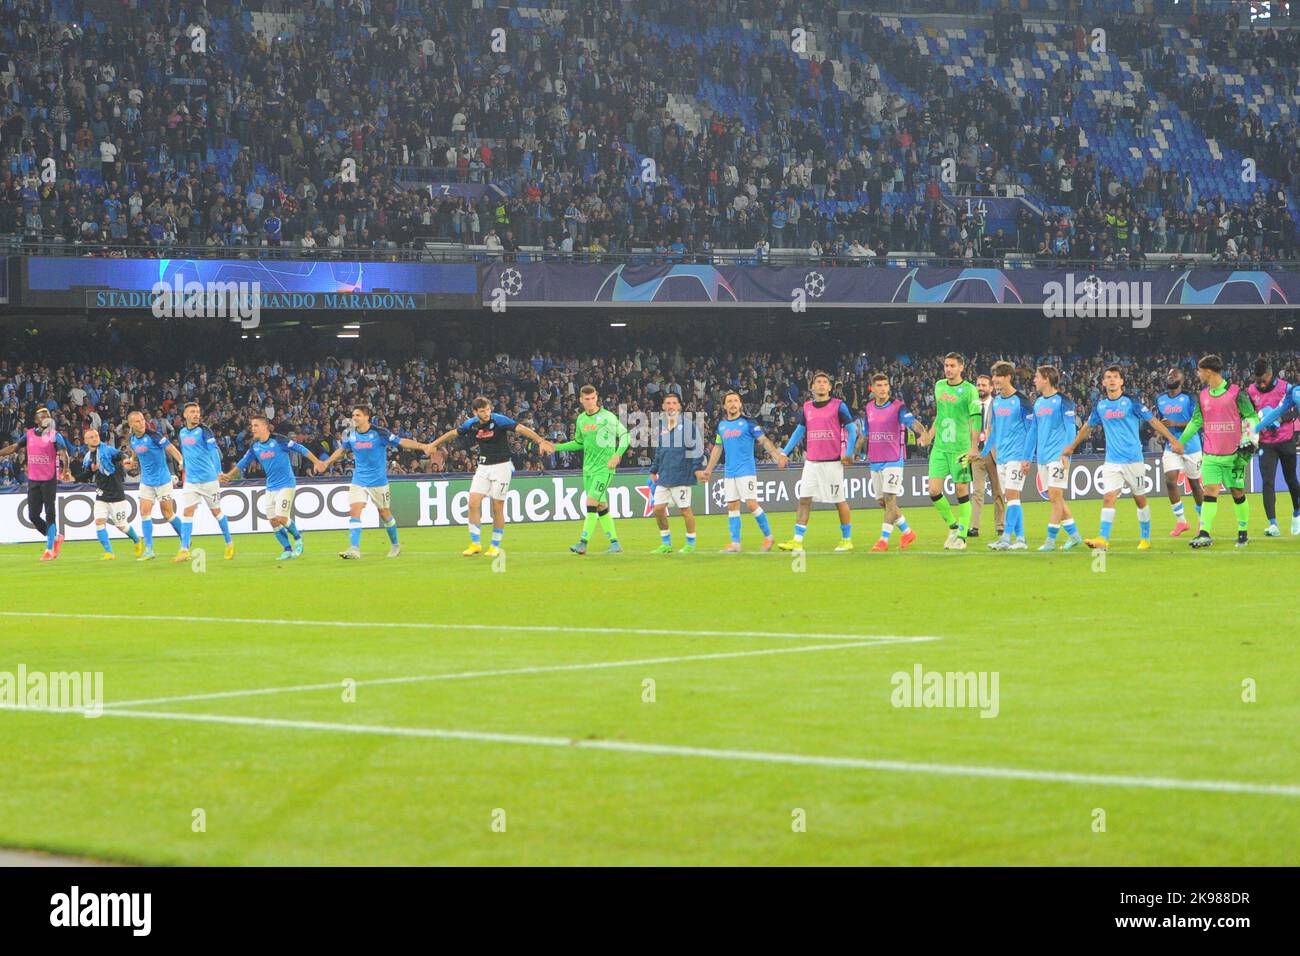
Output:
[
  {"xmin": 711, "ymin": 479, "xmax": 727, "ymax": 509},
  {"xmin": 803, "ymin": 271, "xmax": 826, "ymax": 298},
  {"xmin": 498, "ymin": 268, "xmax": 524, "ymax": 297}
]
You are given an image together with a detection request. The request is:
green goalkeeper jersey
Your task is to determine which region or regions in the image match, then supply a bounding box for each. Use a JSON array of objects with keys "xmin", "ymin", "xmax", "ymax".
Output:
[
  {"xmin": 554, "ymin": 408, "xmax": 630, "ymax": 473},
  {"xmin": 932, "ymin": 379, "xmax": 982, "ymax": 452}
]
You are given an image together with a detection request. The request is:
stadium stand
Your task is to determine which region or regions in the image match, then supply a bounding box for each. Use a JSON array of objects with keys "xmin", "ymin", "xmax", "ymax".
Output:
[{"xmin": 1, "ymin": 0, "xmax": 1296, "ymax": 264}]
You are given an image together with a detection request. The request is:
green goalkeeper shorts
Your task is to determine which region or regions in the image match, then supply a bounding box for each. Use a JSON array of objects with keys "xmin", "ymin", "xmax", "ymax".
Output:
[
  {"xmin": 582, "ymin": 471, "xmax": 612, "ymax": 503},
  {"xmin": 927, "ymin": 449, "xmax": 972, "ymax": 485},
  {"xmin": 1201, "ymin": 454, "xmax": 1246, "ymax": 491}
]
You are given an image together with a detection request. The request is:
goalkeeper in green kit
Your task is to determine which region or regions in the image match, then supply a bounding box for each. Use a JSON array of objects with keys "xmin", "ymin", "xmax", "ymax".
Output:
[
  {"xmin": 919, "ymin": 352, "xmax": 983, "ymax": 551},
  {"xmin": 553, "ymin": 384, "xmax": 631, "ymax": 554}
]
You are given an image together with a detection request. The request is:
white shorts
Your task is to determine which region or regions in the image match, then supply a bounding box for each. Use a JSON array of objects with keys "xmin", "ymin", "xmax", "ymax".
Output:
[
  {"xmin": 723, "ymin": 475, "xmax": 758, "ymax": 503},
  {"xmin": 869, "ymin": 465, "xmax": 904, "ymax": 497},
  {"xmin": 94, "ymin": 499, "xmax": 131, "ymax": 526},
  {"xmin": 799, "ymin": 460, "xmax": 846, "ymax": 503},
  {"xmin": 469, "ymin": 461, "xmax": 514, "ymax": 501},
  {"xmin": 1161, "ymin": 448, "xmax": 1202, "ymax": 480},
  {"xmin": 1101, "ymin": 462, "xmax": 1148, "ymax": 495},
  {"xmin": 180, "ymin": 480, "xmax": 222, "ymax": 511},
  {"xmin": 1039, "ymin": 460, "xmax": 1069, "ymax": 490},
  {"xmin": 349, "ymin": 483, "xmax": 391, "ymax": 510},
  {"xmin": 266, "ymin": 486, "xmax": 296, "ymax": 519},
  {"xmin": 653, "ymin": 484, "xmax": 693, "ymax": 510},
  {"xmin": 997, "ymin": 460, "xmax": 1029, "ymax": 493},
  {"xmin": 139, "ymin": 479, "xmax": 175, "ymax": 502}
]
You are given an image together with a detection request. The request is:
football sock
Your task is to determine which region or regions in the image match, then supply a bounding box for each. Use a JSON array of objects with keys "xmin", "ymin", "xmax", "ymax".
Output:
[
  {"xmin": 931, "ymin": 494, "xmax": 955, "ymax": 527},
  {"xmin": 1234, "ymin": 496, "xmax": 1249, "ymax": 530},
  {"xmin": 1200, "ymin": 496, "xmax": 1218, "ymax": 534},
  {"xmin": 1099, "ymin": 507, "xmax": 1116, "ymax": 541}
]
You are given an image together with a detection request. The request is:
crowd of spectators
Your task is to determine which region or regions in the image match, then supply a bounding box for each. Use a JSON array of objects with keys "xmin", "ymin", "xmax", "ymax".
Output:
[
  {"xmin": 1, "ymin": 0, "xmax": 1295, "ymax": 268},
  {"xmin": 2, "ymin": 319, "xmax": 1295, "ymax": 488}
]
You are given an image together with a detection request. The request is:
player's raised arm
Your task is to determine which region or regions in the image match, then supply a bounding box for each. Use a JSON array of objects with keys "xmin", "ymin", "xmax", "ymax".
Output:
[
  {"xmin": 1176, "ymin": 401, "xmax": 1203, "ymax": 447},
  {"xmin": 513, "ymin": 421, "xmax": 549, "ymax": 450},
  {"xmin": 1254, "ymin": 389, "xmax": 1296, "ymax": 432},
  {"xmin": 318, "ymin": 441, "xmax": 346, "ymax": 473},
  {"xmin": 552, "ymin": 419, "xmax": 582, "ymax": 453},
  {"xmin": 287, "ymin": 439, "xmax": 325, "ymax": 472},
  {"xmin": 780, "ymin": 422, "xmax": 806, "ymax": 458},
  {"xmin": 757, "ymin": 431, "xmax": 788, "ymax": 467},
  {"xmin": 1060, "ymin": 422, "xmax": 1091, "ymax": 464},
  {"xmin": 1148, "ymin": 417, "xmax": 1184, "ymax": 455},
  {"xmin": 221, "ymin": 446, "xmax": 257, "ymax": 484}
]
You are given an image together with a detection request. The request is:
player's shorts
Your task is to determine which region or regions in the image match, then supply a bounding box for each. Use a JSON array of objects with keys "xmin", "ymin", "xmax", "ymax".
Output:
[
  {"xmin": 799, "ymin": 460, "xmax": 845, "ymax": 503},
  {"xmin": 348, "ymin": 483, "xmax": 391, "ymax": 510},
  {"xmin": 723, "ymin": 474, "xmax": 758, "ymax": 503},
  {"xmin": 1161, "ymin": 448, "xmax": 1203, "ymax": 480},
  {"xmin": 1100, "ymin": 462, "xmax": 1148, "ymax": 495},
  {"xmin": 868, "ymin": 463, "xmax": 904, "ymax": 497},
  {"xmin": 582, "ymin": 471, "xmax": 612, "ymax": 504},
  {"xmin": 180, "ymin": 480, "xmax": 222, "ymax": 511},
  {"xmin": 928, "ymin": 449, "xmax": 972, "ymax": 485},
  {"xmin": 997, "ymin": 460, "xmax": 1029, "ymax": 493},
  {"xmin": 652, "ymin": 484, "xmax": 693, "ymax": 510},
  {"xmin": 1039, "ymin": 459, "xmax": 1069, "ymax": 491},
  {"xmin": 1201, "ymin": 455, "xmax": 1247, "ymax": 491},
  {"xmin": 94, "ymin": 499, "xmax": 131, "ymax": 526},
  {"xmin": 469, "ymin": 461, "xmax": 514, "ymax": 501},
  {"xmin": 138, "ymin": 479, "xmax": 175, "ymax": 502},
  {"xmin": 266, "ymin": 486, "xmax": 296, "ymax": 519}
]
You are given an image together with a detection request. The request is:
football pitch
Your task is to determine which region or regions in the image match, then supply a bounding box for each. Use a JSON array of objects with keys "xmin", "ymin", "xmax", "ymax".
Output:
[{"xmin": 1, "ymin": 496, "xmax": 1297, "ymax": 866}]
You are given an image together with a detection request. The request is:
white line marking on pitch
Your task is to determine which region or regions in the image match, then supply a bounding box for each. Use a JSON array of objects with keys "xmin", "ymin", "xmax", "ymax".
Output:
[
  {"xmin": 0, "ymin": 611, "xmax": 927, "ymax": 643},
  {"xmin": 5, "ymin": 704, "xmax": 1298, "ymax": 799},
  {"xmin": 102, "ymin": 638, "xmax": 934, "ymax": 709}
]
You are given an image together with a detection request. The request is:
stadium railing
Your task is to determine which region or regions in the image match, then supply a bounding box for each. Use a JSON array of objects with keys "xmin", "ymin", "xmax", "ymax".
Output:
[{"xmin": 3, "ymin": 238, "xmax": 1290, "ymax": 272}]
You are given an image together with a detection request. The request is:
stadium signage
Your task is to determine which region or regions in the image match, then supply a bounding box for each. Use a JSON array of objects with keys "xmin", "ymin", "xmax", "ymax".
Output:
[
  {"xmin": 21, "ymin": 257, "xmax": 475, "ymax": 310},
  {"xmin": 479, "ymin": 263, "xmax": 1299, "ymax": 309},
  {"xmin": 87, "ymin": 289, "xmax": 426, "ymax": 312}
]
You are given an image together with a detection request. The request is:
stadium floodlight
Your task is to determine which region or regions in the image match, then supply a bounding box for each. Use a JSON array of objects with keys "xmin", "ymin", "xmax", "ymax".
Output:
[
  {"xmin": 336, "ymin": 333, "xmax": 359, "ymax": 339},
  {"xmin": 343, "ymin": 323, "xmax": 361, "ymax": 330},
  {"xmin": 610, "ymin": 322, "xmax": 627, "ymax": 328}
]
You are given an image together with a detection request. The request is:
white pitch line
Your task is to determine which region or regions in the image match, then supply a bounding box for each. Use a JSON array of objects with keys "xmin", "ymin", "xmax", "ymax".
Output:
[
  {"xmin": 6, "ymin": 704, "xmax": 1299, "ymax": 799},
  {"xmin": 103, "ymin": 638, "xmax": 933, "ymax": 709},
  {"xmin": 0, "ymin": 611, "xmax": 929, "ymax": 644}
]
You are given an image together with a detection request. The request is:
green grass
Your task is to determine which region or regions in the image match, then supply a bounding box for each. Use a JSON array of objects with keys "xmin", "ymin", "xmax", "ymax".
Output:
[{"xmin": 1, "ymin": 496, "xmax": 1297, "ymax": 866}]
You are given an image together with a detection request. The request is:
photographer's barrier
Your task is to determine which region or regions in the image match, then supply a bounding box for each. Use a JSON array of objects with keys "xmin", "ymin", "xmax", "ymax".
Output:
[{"xmin": 1, "ymin": 453, "xmax": 1257, "ymax": 544}]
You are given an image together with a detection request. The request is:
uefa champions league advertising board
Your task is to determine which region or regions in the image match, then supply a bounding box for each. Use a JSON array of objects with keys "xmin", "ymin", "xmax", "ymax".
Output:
[{"xmin": 0, "ymin": 454, "xmax": 1247, "ymax": 544}]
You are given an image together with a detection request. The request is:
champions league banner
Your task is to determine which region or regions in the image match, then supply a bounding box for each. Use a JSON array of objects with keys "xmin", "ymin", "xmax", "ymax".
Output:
[
  {"xmin": 480, "ymin": 262, "xmax": 1300, "ymax": 309},
  {"xmin": 3, "ymin": 453, "xmax": 1244, "ymax": 543}
]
